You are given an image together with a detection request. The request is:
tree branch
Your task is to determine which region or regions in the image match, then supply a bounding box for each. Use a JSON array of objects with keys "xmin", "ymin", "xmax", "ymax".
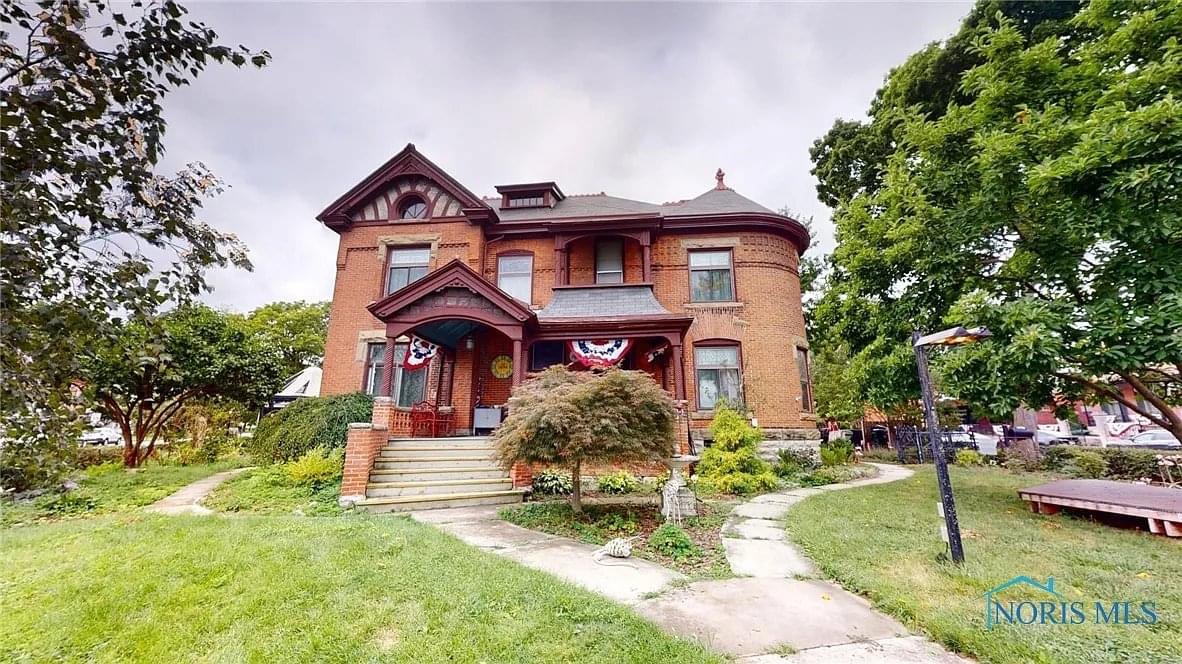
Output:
[{"xmin": 1054, "ymin": 372, "xmax": 1172, "ymax": 430}]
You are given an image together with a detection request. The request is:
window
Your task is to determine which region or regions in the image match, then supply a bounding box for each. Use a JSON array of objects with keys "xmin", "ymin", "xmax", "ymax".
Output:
[
  {"xmin": 689, "ymin": 250, "xmax": 735, "ymax": 302},
  {"xmin": 386, "ymin": 247, "xmax": 430, "ymax": 294},
  {"xmin": 695, "ymin": 344, "xmax": 742, "ymax": 410},
  {"xmin": 399, "ymin": 196, "xmax": 428, "ymax": 219},
  {"xmin": 507, "ymin": 195, "xmax": 545, "ymax": 208},
  {"xmin": 530, "ymin": 341, "xmax": 565, "ymax": 371},
  {"xmin": 364, "ymin": 342, "xmax": 427, "ymax": 407},
  {"xmin": 796, "ymin": 347, "xmax": 813, "ymax": 412},
  {"xmin": 497, "ymin": 254, "xmax": 533, "ymax": 303},
  {"xmin": 595, "ymin": 239, "xmax": 624, "ymax": 284}
]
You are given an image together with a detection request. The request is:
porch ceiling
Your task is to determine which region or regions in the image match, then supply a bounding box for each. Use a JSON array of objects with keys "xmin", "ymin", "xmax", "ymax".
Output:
[{"xmin": 416, "ymin": 319, "xmax": 481, "ymax": 349}]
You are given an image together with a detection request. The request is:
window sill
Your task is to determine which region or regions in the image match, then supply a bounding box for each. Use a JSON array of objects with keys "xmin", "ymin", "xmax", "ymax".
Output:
[{"xmin": 684, "ymin": 301, "xmax": 743, "ymax": 310}]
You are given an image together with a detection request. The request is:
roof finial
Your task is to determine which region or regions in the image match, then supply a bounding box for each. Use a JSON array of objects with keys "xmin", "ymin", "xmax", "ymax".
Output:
[{"xmin": 715, "ymin": 168, "xmax": 727, "ymax": 190}]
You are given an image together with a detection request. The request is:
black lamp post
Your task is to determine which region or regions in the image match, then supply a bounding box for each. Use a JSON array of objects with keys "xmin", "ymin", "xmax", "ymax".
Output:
[{"xmin": 912, "ymin": 326, "xmax": 990, "ymax": 564}]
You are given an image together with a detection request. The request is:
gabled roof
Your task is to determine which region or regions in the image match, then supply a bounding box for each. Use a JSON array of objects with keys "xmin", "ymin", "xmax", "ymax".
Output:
[
  {"xmin": 367, "ymin": 258, "xmax": 535, "ymax": 323},
  {"xmin": 317, "ymin": 144, "xmax": 488, "ymax": 230}
]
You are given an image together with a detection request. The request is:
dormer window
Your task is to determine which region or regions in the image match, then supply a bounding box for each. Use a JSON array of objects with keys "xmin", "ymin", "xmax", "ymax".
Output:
[
  {"xmin": 398, "ymin": 196, "xmax": 428, "ymax": 219},
  {"xmin": 507, "ymin": 195, "xmax": 545, "ymax": 208},
  {"xmin": 495, "ymin": 182, "xmax": 565, "ymax": 210}
]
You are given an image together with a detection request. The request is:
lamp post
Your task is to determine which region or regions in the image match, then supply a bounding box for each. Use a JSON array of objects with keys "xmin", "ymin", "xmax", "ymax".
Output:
[{"xmin": 912, "ymin": 326, "xmax": 991, "ymax": 564}]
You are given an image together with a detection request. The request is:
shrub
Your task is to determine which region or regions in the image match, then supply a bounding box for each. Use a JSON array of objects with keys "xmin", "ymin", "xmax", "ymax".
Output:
[
  {"xmin": 648, "ymin": 523, "xmax": 700, "ymax": 561},
  {"xmin": 819, "ymin": 439, "xmax": 854, "ymax": 466},
  {"xmin": 1068, "ymin": 451, "xmax": 1108, "ymax": 479},
  {"xmin": 596, "ymin": 470, "xmax": 638, "ymax": 495},
  {"xmin": 697, "ymin": 406, "xmax": 777, "ymax": 495},
  {"xmin": 1098, "ymin": 448, "xmax": 1159, "ymax": 480},
  {"xmin": 955, "ymin": 449, "xmax": 984, "ymax": 467},
  {"xmin": 597, "ymin": 511, "xmax": 639, "ymax": 534},
  {"xmin": 774, "ymin": 447, "xmax": 819, "ymax": 478},
  {"xmin": 248, "ymin": 392, "xmax": 373, "ymax": 462},
  {"xmin": 494, "ymin": 367, "xmax": 676, "ymax": 513},
  {"xmin": 532, "ymin": 469, "xmax": 574, "ymax": 495},
  {"xmin": 284, "ymin": 447, "xmax": 343, "ymax": 487},
  {"xmin": 1041, "ymin": 446, "xmax": 1076, "ymax": 473}
]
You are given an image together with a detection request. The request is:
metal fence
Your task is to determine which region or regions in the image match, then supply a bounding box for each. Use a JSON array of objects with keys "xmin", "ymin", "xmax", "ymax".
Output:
[{"xmin": 894, "ymin": 426, "xmax": 979, "ymax": 464}]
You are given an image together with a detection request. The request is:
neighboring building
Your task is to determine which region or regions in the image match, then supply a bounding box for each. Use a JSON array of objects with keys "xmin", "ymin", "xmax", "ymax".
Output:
[
  {"xmin": 268, "ymin": 366, "xmax": 322, "ymax": 411},
  {"xmin": 317, "ymin": 145, "xmax": 813, "ymax": 509}
]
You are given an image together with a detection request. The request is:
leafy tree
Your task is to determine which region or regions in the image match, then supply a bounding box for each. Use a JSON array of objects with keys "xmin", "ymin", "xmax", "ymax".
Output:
[
  {"xmin": 239, "ymin": 301, "xmax": 330, "ymax": 378},
  {"xmin": 84, "ymin": 306, "xmax": 285, "ymax": 467},
  {"xmin": 0, "ymin": 1, "xmax": 269, "ymax": 487},
  {"xmin": 811, "ymin": 345, "xmax": 864, "ymax": 427},
  {"xmin": 493, "ymin": 367, "xmax": 676, "ymax": 513},
  {"xmin": 810, "ymin": 0, "xmax": 1182, "ymax": 441}
]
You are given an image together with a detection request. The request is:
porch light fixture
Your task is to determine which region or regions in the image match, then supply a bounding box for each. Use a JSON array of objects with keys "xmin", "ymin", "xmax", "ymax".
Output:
[
  {"xmin": 912, "ymin": 325, "xmax": 990, "ymax": 564},
  {"xmin": 465, "ymin": 336, "xmax": 475, "ymax": 351}
]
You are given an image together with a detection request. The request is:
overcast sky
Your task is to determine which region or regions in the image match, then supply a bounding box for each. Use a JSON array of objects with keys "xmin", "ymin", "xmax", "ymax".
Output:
[{"xmin": 159, "ymin": 1, "xmax": 971, "ymax": 312}]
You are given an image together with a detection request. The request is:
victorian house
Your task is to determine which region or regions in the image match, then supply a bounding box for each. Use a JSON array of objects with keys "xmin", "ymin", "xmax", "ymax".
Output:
[{"xmin": 318, "ymin": 145, "xmax": 813, "ymax": 510}]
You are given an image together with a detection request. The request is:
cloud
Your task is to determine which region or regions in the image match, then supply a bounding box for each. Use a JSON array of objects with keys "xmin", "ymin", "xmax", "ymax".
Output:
[{"xmin": 156, "ymin": 2, "xmax": 970, "ymax": 312}]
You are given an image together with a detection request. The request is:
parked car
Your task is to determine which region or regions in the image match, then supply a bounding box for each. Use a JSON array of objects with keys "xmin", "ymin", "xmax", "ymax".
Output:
[
  {"xmin": 79, "ymin": 425, "xmax": 121, "ymax": 446},
  {"xmin": 1123, "ymin": 430, "xmax": 1181, "ymax": 450},
  {"xmin": 1034, "ymin": 430, "xmax": 1078, "ymax": 446}
]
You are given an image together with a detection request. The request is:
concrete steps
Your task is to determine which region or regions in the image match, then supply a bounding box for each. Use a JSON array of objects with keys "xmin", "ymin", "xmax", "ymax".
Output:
[
  {"xmin": 360, "ymin": 436, "xmax": 522, "ymax": 513},
  {"xmin": 357, "ymin": 489, "xmax": 525, "ymax": 513}
]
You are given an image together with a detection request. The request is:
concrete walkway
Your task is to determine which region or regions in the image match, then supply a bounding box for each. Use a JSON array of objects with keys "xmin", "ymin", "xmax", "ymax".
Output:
[
  {"xmin": 413, "ymin": 465, "xmax": 968, "ymax": 662},
  {"xmin": 635, "ymin": 463, "xmax": 967, "ymax": 662},
  {"xmin": 410, "ymin": 505, "xmax": 682, "ymax": 605},
  {"xmin": 146, "ymin": 468, "xmax": 250, "ymax": 516}
]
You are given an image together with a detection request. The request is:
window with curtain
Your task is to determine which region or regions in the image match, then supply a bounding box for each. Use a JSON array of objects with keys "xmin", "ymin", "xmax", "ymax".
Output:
[
  {"xmin": 689, "ymin": 250, "xmax": 735, "ymax": 302},
  {"xmin": 595, "ymin": 239, "xmax": 624, "ymax": 284},
  {"xmin": 796, "ymin": 346, "xmax": 813, "ymax": 412},
  {"xmin": 695, "ymin": 344, "xmax": 742, "ymax": 410},
  {"xmin": 386, "ymin": 247, "xmax": 430, "ymax": 294},
  {"xmin": 497, "ymin": 254, "xmax": 533, "ymax": 303},
  {"xmin": 363, "ymin": 342, "xmax": 427, "ymax": 407}
]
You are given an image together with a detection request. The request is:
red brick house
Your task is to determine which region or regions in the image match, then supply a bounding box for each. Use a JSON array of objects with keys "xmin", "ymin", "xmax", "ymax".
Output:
[{"xmin": 318, "ymin": 145, "xmax": 813, "ymax": 510}]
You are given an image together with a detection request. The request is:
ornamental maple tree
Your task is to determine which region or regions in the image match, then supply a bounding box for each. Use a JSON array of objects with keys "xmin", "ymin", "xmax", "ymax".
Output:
[{"xmin": 493, "ymin": 367, "xmax": 676, "ymax": 512}]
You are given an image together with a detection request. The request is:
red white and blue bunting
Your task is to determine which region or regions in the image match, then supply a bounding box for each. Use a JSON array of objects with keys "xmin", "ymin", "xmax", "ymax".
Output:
[
  {"xmin": 402, "ymin": 336, "xmax": 439, "ymax": 370},
  {"xmin": 569, "ymin": 339, "xmax": 633, "ymax": 368}
]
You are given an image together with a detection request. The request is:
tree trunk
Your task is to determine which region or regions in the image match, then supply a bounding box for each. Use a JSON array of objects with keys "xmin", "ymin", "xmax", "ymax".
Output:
[{"xmin": 569, "ymin": 459, "xmax": 582, "ymax": 514}]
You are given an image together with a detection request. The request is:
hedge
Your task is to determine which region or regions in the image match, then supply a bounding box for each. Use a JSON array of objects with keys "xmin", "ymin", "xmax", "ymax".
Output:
[
  {"xmin": 1041, "ymin": 445, "xmax": 1161, "ymax": 481},
  {"xmin": 248, "ymin": 393, "xmax": 373, "ymax": 463}
]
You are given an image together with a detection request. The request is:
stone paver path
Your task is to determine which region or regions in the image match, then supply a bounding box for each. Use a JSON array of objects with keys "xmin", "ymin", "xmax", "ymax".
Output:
[
  {"xmin": 146, "ymin": 468, "xmax": 250, "ymax": 516},
  {"xmin": 410, "ymin": 505, "xmax": 682, "ymax": 605}
]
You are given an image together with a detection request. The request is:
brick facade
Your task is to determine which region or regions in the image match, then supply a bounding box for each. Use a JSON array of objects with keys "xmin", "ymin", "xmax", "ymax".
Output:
[{"xmin": 319, "ymin": 145, "xmax": 814, "ymax": 479}]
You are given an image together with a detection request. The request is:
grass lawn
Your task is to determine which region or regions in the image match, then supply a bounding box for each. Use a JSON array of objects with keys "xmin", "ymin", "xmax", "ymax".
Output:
[
  {"xmin": 500, "ymin": 498, "xmax": 737, "ymax": 579},
  {"xmin": 1, "ymin": 460, "xmax": 247, "ymax": 527},
  {"xmin": 203, "ymin": 465, "xmax": 344, "ymax": 516},
  {"xmin": 787, "ymin": 466, "xmax": 1181, "ymax": 664},
  {"xmin": 1, "ymin": 514, "xmax": 721, "ymax": 663}
]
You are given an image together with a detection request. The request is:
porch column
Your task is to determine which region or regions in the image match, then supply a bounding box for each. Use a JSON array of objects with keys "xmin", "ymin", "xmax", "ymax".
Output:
[
  {"xmin": 380, "ymin": 336, "xmax": 396, "ymax": 397},
  {"xmin": 554, "ymin": 236, "xmax": 568, "ymax": 286},
  {"xmin": 641, "ymin": 231, "xmax": 652, "ymax": 282},
  {"xmin": 670, "ymin": 342, "xmax": 686, "ymax": 400},
  {"xmin": 511, "ymin": 338, "xmax": 523, "ymax": 387}
]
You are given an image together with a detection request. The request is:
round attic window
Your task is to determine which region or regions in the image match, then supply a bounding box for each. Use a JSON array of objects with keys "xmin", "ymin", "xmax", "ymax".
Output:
[{"xmin": 399, "ymin": 197, "xmax": 428, "ymax": 219}]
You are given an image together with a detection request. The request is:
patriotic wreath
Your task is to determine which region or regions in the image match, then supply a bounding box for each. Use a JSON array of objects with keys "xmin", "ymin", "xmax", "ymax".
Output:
[{"xmin": 569, "ymin": 339, "xmax": 633, "ymax": 368}]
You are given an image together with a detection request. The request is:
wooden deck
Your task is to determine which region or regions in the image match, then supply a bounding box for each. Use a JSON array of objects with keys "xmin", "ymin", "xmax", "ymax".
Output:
[{"xmin": 1019, "ymin": 479, "xmax": 1182, "ymax": 537}]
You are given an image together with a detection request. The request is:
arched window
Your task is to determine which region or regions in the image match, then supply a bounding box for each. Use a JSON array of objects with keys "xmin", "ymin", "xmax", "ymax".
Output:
[{"xmin": 398, "ymin": 196, "xmax": 428, "ymax": 220}]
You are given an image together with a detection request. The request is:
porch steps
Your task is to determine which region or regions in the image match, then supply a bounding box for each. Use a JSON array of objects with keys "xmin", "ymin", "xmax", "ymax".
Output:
[{"xmin": 357, "ymin": 436, "xmax": 523, "ymax": 513}]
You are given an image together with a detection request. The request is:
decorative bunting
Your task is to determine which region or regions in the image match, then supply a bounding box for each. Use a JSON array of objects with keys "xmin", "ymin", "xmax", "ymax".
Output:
[
  {"xmin": 569, "ymin": 339, "xmax": 633, "ymax": 368},
  {"xmin": 402, "ymin": 336, "xmax": 439, "ymax": 370}
]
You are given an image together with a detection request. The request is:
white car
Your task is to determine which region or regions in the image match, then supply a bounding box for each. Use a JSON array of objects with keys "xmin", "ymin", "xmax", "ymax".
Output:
[
  {"xmin": 79, "ymin": 425, "xmax": 121, "ymax": 446},
  {"xmin": 1124, "ymin": 430, "xmax": 1181, "ymax": 449}
]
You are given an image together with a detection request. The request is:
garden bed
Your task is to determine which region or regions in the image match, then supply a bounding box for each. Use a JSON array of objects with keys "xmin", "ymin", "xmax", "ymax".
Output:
[{"xmin": 500, "ymin": 497, "xmax": 739, "ymax": 579}]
